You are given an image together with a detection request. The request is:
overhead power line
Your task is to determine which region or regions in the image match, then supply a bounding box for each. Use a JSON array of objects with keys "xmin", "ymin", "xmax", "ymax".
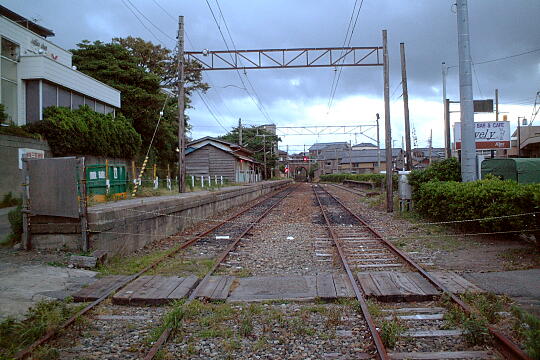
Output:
[
  {"xmin": 327, "ymin": 0, "xmax": 366, "ymax": 113},
  {"xmin": 448, "ymin": 47, "xmax": 540, "ymax": 69},
  {"xmin": 120, "ymin": 0, "xmax": 165, "ymax": 45},
  {"xmin": 204, "ymin": 0, "xmax": 274, "ymax": 124},
  {"xmin": 123, "ymin": 0, "xmax": 175, "ymax": 45}
]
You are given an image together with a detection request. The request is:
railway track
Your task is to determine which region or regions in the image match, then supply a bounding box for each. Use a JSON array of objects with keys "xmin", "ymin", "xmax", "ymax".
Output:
[
  {"xmin": 312, "ymin": 184, "xmax": 531, "ymax": 360},
  {"xmin": 14, "ymin": 183, "xmax": 295, "ymax": 359},
  {"xmin": 144, "ymin": 184, "xmax": 297, "ymax": 359}
]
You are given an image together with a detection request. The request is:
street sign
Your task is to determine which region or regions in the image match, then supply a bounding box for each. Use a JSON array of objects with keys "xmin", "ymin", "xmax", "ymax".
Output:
[
  {"xmin": 473, "ymin": 99, "xmax": 494, "ymax": 113},
  {"xmin": 454, "ymin": 121, "xmax": 510, "ymax": 150}
]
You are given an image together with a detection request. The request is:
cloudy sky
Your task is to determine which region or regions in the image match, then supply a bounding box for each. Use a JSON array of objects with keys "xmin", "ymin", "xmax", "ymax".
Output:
[{"xmin": 7, "ymin": 0, "xmax": 540, "ymax": 152}]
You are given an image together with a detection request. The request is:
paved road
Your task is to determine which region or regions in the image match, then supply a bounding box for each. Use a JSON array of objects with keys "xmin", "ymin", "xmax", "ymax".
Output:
[
  {"xmin": 0, "ymin": 260, "xmax": 97, "ymax": 320},
  {"xmin": 464, "ymin": 269, "xmax": 540, "ymax": 316}
]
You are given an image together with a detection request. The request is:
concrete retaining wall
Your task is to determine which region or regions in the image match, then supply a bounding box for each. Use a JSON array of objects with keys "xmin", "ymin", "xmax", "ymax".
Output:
[{"xmin": 31, "ymin": 180, "xmax": 291, "ymax": 255}]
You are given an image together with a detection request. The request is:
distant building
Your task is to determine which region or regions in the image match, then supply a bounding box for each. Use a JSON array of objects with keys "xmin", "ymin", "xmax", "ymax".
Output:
[
  {"xmin": 508, "ymin": 126, "xmax": 540, "ymax": 158},
  {"xmin": 308, "ymin": 142, "xmax": 350, "ymax": 157},
  {"xmin": 352, "ymin": 142, "xmax": 378, "ymax": 150},
  {"xmin": 339, "ymin": 148, "xmax": 404, "ymax": 174},
  {"xmin": 0, "ymin": 5, "xmax": 120, "ymax": 126},
  {"xmin": 185, "ymin": 137, "xmax": 262, "ymax": 183},
  {"xmin": 411, "ymin": 148, "xmax": 446, "ymax": 169}
]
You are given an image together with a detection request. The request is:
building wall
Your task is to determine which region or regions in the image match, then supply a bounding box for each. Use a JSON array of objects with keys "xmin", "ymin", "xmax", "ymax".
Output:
[
  {"xmin": 208, "ymin": 146, "xmax": 236, "ymax": 180},
  {"xmin": 0, "ymin": 16, "xmax": 71, "ymax": 66},
  {"xmin": 0, "ymin": 134, "xmax": 51, "ymax": 196},
  {"xmin": 185, "ymin": 146, "xmax": 210, "ymax": 177}
]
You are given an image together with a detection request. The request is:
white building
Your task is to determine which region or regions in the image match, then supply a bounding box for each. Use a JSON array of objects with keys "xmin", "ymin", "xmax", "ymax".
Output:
[{"xmin": 0, "ymin": 5, "xmax": 120, "ymax": 126}]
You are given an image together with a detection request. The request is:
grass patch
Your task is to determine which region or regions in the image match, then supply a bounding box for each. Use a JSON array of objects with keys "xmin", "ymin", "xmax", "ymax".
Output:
[
  {"xmin": 0, "ymin": 192, "xmax": 21, "ymax": 209},
  {"xmin": 511, "ymin": 306, "xmax": 540, "ymax": 359},
  {"xmin": 440, "ymin": 294, "xmax": 491, "ymax": 346},
  {"xmin": 0, "ymin": 299, "xmax": 85, "ymax": 359},
  {"xmin": 97, "ymin": 249, "xmax": 170, "ymax": 276},
  {"xmin": 149, "ymin": 257, "xmax": 214, "ymax": 277},
  {"xmin": 379, "ymin": 316, "xmax": 406, "ymax": 348}
]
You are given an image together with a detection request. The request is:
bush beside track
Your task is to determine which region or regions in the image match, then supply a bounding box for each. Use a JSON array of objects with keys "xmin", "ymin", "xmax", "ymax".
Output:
[{"xmin": 409, "ymin": 158, "xmax": 540, "ymax": 236}]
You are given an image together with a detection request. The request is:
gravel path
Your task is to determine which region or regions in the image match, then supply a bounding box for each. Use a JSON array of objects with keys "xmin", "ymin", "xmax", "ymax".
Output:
[{"xmin": 218, "ymin": 184, "xmax": 341, "ymax": 276}]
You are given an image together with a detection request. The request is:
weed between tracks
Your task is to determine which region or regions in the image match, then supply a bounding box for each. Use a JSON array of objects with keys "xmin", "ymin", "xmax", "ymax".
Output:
[
  {"xmin": 148, "ymin": 300, "xmax": 370, "ymax": 358},
  {"xmin": 0, "ymin": 298, "xmax": 86, "ymax": 359}
]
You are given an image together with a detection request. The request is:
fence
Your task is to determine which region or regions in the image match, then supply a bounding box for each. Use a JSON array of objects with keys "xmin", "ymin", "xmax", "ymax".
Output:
[{"xmin": 236, "ymin": 170, "xmax": 261, "ymax": 183}]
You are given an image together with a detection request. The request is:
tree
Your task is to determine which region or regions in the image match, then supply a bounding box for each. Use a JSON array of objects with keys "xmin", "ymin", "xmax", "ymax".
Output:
[
  {"xmin": 219, "ymin": 126, "xmax": 281, "ymax": 178},
  {"xmin": 71, "ymin": 39, "xmax": 208, "ymax": 170}
]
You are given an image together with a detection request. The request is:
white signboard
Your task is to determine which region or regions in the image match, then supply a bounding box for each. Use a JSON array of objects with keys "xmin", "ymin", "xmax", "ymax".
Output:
[
  {"xmin": 18, "ymin": 148, "xmax": 45, "ymax": 169},
  {"xmin": 454, "ymin": 121, "xmax": 510, "ymax": 150}
]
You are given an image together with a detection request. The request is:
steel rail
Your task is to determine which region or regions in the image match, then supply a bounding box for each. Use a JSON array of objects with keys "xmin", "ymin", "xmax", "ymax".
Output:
[
  {"xmin": 14, "ymin": 182, "xmax": 293, "ymax": 359},
  {"xmin": 312, "ymin": 185, "xmax": 389, "ymax": 360},
  {"xmin": 144, "ymin": 185, "xmax": 298, "ymax": 359},
  {"xmin": 321, "ymin": 184, "xmax": 532, "ymax": 360}
]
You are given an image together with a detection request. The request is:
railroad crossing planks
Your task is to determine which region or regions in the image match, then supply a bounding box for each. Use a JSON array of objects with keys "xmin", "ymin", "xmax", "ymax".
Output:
[
  {"xmin": 430, "ymin": 271, "xmax": 484, "ymax": 294},
  {"xmin": 80, "ymin": 275, "xmax": 198, "ymax": 305},
  {"xmin": 357, "ymin": 271, "xmax": 440, "ymax": 302},
  {"xmin": 72, "ymin": 275, "xmax": 131, "ymax": 302},
  {"xmin": 227, "ymin": 274, "xmax": 354, "ymax": 302},
  {"xmin": 193, "ymin": 276, "xmax": 235, "ymax": 300},
  {"xmin": 357, "ymin": 271, "xmax": 484, "ymax": 302}
]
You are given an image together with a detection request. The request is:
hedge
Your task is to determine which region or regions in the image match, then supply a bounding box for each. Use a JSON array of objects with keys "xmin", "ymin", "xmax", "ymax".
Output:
[
  {"xmin": 415, "ymin": 178, "xmax": 540, "ymax": 234},
  {"xmin": 408, "ymin": 158, "xmax": 461, "ymax": 200},
  {"xmin": 26, "ymin": 106, "xmax": 141, "ymax": 159},
  {"xmin": 319, "ymin": 173, "xmax": 398, "ymax": 188}
]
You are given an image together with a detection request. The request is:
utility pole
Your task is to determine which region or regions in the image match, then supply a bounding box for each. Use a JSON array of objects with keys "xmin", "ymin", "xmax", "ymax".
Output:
[
  {"xmin": 400, "ymin": 43, "xmax": 412, "ymax": 171},
  {"xmin": 334, "ymin": 148, "xmax": 338, "ymax": 174},
  {"xmin": 376, "ymin": 113, "xmax": 381, "ymax": 169},
  {"xmin": 445, "ymin": 98, "xmax": 451, "ymax": 158},
  {"xmin": 383, "ymin": 30, "xmax": 393, "ymax": 213},
  {"xmin": 177, "ymin": 15, "xmax": 186, "ymax": 192},
  {"xmin": 286, "ymin": 144, "xmax": 289, "ymax": 178},
  {"xmin": 517, "ymin": 117, "xmax": 525, "ymax": 158},
  {"xmin": 349, "ymin": 140, "xmax": 353, "ymax": 174},
  {"xmin": 238, "ymin": 118, "xmax": 242, "ymax": 146},
  {"xmin": 456, "ymin": 0, "xmax": 477, "ymax": 182},
  {"xmin": 495, "ymin": 89, "xmax": 499, "ymax": 121},
  {"xmin": 429, "ymin": 129, "xmax": 433, "ymax": 165},
  {"xmin": 263, "ymin": 138, "xmax": 266, "ymax": 179},
  {"xmin": 442, "ymin": 62, "xmax": 451, "ymax": 159}
]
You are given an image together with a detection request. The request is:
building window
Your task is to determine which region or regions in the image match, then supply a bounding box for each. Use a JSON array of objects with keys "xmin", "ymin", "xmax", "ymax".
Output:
[
  {"xmin": 72, "ymin": 93, "xmax": 84, "ymax": 109},
  {"xmin": 0, "ymin": 37, "xmax": 19, "ymax": 124},
  {"xmin": 58, "ymin": 87, "xmax": 71, "ymax": 108},
  {"xmin": 84, "ymin": 97, "xmax": 95, "ymax": 110},
  {"xmin": 42, "ymin": 81, "xmax": 57, "ymax": 110},
  {"xmin": 25, "ymin": 80, "xmax": 40, "ymax": 124}
]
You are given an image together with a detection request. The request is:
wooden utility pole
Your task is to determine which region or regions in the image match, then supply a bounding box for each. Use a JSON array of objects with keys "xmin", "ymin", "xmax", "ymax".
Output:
[
  {"xmin": 429, "ymin": 129, "xmax": 433, "ymax": 165},
  {"xmin": 383, "ymin": 30, "xmax": 393, "ymax": 213},
  {"xmin": 177, "ymin": 16, "xmax": 186, "ymax": 192},
  {"xmin": 400, "ymin": 43, "xmax": 412, "ymax": 171},
  {"xmin": 238, "ymin": 118, "xmax": 243, "ymax": 146},
  {"xmin": 495, "ymin": 89, "xmax": 499, "ymax": 121}
]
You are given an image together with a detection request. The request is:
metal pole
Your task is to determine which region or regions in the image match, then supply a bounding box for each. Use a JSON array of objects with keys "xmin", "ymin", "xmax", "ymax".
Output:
[
  {"xmin": 376, "ymin": 113, "xmax": 381, "ymax": 169},
  {"xmin": 263, "ymin": 137, "xmax": 267, "ymax": 179},
  {"xmin": 383, "ymin": 30, "xmax": 393, "ymax": 212},
  {"xmin": 79, "ymin": 157, "xmax": 89, "ymax": 252},
  {"xmin": 442, "ymin": 62, "xmax": 451, "ymax": 159},
  {"xmin": 400, "ymin": 43, "xmax": 412, "ymax": 171},
  {"xmin": 456, "ymin": 0, "xmax": 477, "ymax": 181},
  {"xmin": 429, "ymin": 129, "xmax": 433, "ymax": 165},
  {"xmin": 177, "ymin": 16, "xmax": 186, "ymax": 192},
  {"xmin": 445, "ymin": 99, "xmax": 451, "ymax": 158},
  {"xmin": 517, "ymin": 117, "xmax": 521, "ymax": 158}
]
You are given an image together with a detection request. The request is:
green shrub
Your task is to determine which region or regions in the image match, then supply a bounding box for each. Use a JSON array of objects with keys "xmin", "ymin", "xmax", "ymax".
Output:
[
  {"xmin": 319, "ymin": 173, "xmax": 397, "ymax": 188},
  {"xmin": 26, "ymin": 106, "xmax": 141, "ymax": 159},
  {"xmin": 0, "ymin": 103, "xmax": 7, "ymax": 124},
  {"xmin": 7, "ymin": 204, "xmax": 22, "ymax": 244},
  {"xmin": 0, "ymin": 192, "xmax": 21, "ymax": 209},
  {"xmin": 408, "ymin": 158, "xmax": 461, "ymax": 198},
  {"xmin": 414, "ymin": 178, "xmax": 540, "ymax": 233}
]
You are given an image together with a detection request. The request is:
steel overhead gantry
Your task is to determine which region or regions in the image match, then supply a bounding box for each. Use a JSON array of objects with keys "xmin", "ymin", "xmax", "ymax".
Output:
[
  {"xmin": 180, "ymin": 28, "xmax": 393, "ymax": 214},
  {"xmin": 275, "ymin": 125, "xmax": 377, "ymax": 142},
  {"xmin": 185, "ymin": 46, "xmax": 382, "ymax": 70}
]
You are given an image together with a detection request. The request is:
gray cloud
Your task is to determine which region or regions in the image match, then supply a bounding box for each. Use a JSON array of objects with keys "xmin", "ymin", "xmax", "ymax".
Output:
[{"xmin": 6, "ymin": 0, "xmax": 539, "ymax": 146}]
